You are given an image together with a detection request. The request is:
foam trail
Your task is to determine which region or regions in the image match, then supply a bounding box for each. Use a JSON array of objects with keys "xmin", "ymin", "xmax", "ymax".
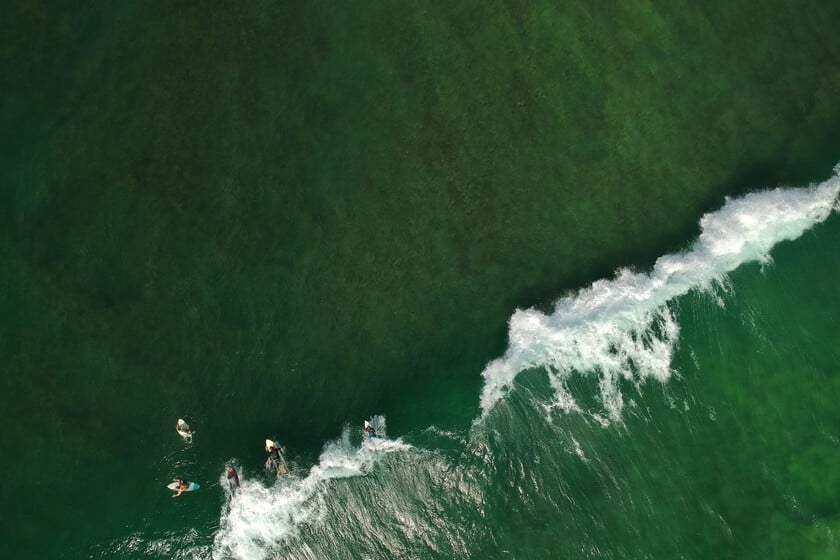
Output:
[
  {"xmin": 213, "ymin": 425, "xmax": 410, "ymax": 560},
  {"xmin": 479, "ymin": 167, "xmax": 840, "ymax": 420}
]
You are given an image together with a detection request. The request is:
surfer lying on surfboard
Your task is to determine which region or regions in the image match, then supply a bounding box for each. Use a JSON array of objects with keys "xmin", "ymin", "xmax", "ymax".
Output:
[
  {"xmin": 176, "ymin": 418, "xmax": 194, "ymax": 442},
  {"xmin": 168, "ymin": 479, "xmax": 199, "ymax": 496},
  {"xmin": 265, "ymin": 441, "xmax": 289, "ymax": 476},
  {"xmin": 364, "ymin": 420, "xmax": 378, "ymax": 439},
  {"xmin": 172, "ymin": 480, "xmax": 189, "ymax": 498}
]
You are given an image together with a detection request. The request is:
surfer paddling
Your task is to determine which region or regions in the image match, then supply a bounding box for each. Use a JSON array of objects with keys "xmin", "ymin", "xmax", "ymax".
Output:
[
  {"xmin": 176, "ymin": 418, "xmax": 194, "ymax": 442},
  {"xmin": 172, "ymin": 480, "xmax": 190, "ymax": 498}
]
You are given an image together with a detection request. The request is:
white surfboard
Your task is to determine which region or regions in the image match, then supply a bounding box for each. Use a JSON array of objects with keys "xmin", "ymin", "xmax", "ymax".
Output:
[
  {"xmin": 167, "ymin": 481, "xmax": 200, "ymax": 492},
  {"xmin": 364, "ymin": 418, "xmax": 384, "ymax": 439},
  {"xmin": 176, "ymin": 419, "xmax": 193, "ymax": 442},
  {"xmin": 265, "ymin": 439, "xmax": 289, "ymax": 476}
]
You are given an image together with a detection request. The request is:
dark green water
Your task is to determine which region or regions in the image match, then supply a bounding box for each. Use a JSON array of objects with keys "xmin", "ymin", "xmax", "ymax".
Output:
[{"xmin": 1, "ymin": 2, "xmax": 839, "ymax": 558}]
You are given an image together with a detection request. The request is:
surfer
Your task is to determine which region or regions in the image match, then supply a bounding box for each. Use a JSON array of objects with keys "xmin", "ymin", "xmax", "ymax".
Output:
[
  {"xmin": 172, "ymin": 479, "xmax": 189, "ymax": 498},
  {"xmin": 364, "ymin": 422, "xmax": 378, "ymax": 439},
  {"xmin": 227, "ymin": 467, "xmax": 240, "ymax": 491},
  {"xmin": 176, "ymin": 419, "xmax": 193, "ymax": 442},
  {"xmin": 266, "ymin": 443, "xmax": 289, "ymax": 475}
]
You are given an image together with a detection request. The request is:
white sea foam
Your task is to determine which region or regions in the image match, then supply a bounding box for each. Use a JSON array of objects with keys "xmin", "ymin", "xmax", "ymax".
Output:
[
  {"xmin": 212, "ymin": 424, "xmax": 410, "ymax": 560},
  {"xmin": 97, "ymin": 530, "xmax": 210, "ymax": 560},
  {"xmin": 479, "ymin": 168, "xmax": 840, "ymax": 421}
]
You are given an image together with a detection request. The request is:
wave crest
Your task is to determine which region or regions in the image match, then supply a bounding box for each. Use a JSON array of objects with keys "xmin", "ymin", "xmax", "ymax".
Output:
[{"xmin": 479, "ymin": 171, "xmax": 840, "ymax": 420}]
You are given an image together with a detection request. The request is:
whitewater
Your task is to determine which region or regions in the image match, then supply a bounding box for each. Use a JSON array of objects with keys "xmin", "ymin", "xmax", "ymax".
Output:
[
  {"xmin": 478, "ymin": 167, "xmax": 840, "ymax": 422},
  {"xmin": 101, "ymin": 167, "xmax": 840, "ymax": 559},
  {"xmin": 215, "ymin": 168, "xmax": 839, "ymax": 559}
]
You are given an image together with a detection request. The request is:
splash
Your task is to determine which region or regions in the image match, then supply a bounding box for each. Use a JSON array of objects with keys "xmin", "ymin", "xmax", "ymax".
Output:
[
  {"xmin": 213, "ymin": 425, "xmax": 411, "ymax": 560},
  {"xmin": 479, "ymin": 169, "xmax": 840, "ymax": 421}
]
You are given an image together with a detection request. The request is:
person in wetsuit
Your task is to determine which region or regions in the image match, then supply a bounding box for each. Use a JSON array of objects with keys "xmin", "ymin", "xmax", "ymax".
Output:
[
  {"xmin": 364, "ymin": 423, "xmax": 378, "ymax": 438},
  {"xmin": 266, "ymin": 444, "xmax": 289, "ymax": 475},
  {"xmin": 226, "ymin": 467, "xmax": 240, "ymax": 491}
]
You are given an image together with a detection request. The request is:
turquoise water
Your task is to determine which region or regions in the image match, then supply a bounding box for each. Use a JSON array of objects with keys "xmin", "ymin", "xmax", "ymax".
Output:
[{"xmin": 2, "ymin": 2, "xmax": 840, "ymax": 559}]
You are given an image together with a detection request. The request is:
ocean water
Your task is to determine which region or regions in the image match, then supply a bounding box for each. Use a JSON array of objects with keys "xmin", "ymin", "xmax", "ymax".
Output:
[
  {"xmin": 2, "ymin": 3, "xmax": 840, "ymax": 559},
  {"xmin": 78, "ymin": 169, "xmax": 836, "ymax": 560}
]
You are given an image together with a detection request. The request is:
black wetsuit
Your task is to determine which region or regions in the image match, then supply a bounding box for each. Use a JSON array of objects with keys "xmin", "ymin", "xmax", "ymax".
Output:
[{"xmin": 269, "ymin": 448, "xmax": 283, "ymax": 467}]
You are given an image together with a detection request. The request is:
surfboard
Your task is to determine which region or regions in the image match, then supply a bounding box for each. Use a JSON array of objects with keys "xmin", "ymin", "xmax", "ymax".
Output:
[
  {"xmin": 265, "ymin": 439, "xmax": 289, "ymax": 475},
  {"xmin": 176, "ymin": 419, "xmax": 193, "ymax": 442},
  {"xmin": 226, "ymin": 467, "xmax": 241, "ymax": 491},
  {"xmin": 167, "ymin": 481, "xmax": 200, "ymax": 492},
  {"xmin": 364, "ymin": 416, "xmax": 385, "ymax": 439},
  {"xmin": 364, "ymin": 420, "xmax": 375, "ymax": 437}
]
